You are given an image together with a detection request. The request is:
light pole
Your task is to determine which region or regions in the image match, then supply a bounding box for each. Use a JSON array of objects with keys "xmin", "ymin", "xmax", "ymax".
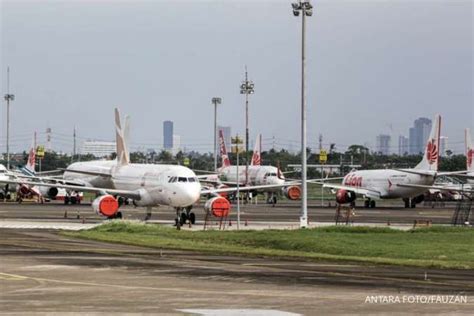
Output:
[
  {"xmin": 240, "ymin": 67, "xmax": 254, "ymax": 185},
  {"xmin": 211, "ymin": 97, "xmax": 222, "ymax": 171},
  {"xmin": 292, "ymin": 0, "xmax": 313, "ymax": 228},
  {"xmin": 4, "ymin": 67, "xmax": 15, "ymax": 170}
]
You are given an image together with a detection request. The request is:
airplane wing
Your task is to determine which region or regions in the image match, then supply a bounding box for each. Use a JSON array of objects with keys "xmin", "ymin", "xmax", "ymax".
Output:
[
  {"xmin": 201, "ymin": 181, "xmax": 301, "ymax": 195},
  {"xmin": 396, "ymin": 183, "xmax": 474, "ymax": 194},
  {"xmin": 0, "ymin": 179, "xmax": 142, "ymax": 200},
  {"xmin": 322, "ymin": 183, "xmax": 382, "ymax": 199}
]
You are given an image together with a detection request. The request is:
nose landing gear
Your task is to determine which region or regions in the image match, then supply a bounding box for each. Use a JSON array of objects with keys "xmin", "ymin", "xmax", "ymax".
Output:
[{"xmin": 174, "ymin": 206, "xmax": 196, "ymax": 230}]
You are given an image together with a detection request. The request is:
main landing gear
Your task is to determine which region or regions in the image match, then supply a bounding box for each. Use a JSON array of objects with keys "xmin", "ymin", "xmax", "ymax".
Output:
[
  {"xmin": 364, "ymin": 199, "xmax": 376, "ymax": 208},
  {"xmin": 174, "ymin": 206, "xmax": 196, "ymax": 229},
  {"xmin": 266, "ymin": 193, "xmax": 277, "ymax": 207}
]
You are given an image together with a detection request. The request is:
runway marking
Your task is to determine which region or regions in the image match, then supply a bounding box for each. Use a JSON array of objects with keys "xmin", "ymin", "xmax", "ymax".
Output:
[
  {"xmin": 0, "ymin": 273, "xmax": 28, "ymax": 281},
  {"xmin": 0, "ymin": 272, "xmax": 323, "ymax": 299},
  {"xmin": 178, "ymin": 309, "xmax": 301, "ymax": 316}
]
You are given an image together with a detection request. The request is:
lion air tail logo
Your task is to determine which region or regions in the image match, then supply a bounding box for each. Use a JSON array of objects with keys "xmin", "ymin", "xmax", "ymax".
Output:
[
  {"xmin": 426, "ymin": 139, "xmax": 438, "ymax": 165},
  {"xmin": 219, "ymin": 130, "xmax": 231, "ymax": 167},
  {"xmin": 251, "ymin": 134, "xmax": 262, "ymax": 166},
  {"xmin": 466, "ymin": 129, "xmax": 473, "ymax": 171}
]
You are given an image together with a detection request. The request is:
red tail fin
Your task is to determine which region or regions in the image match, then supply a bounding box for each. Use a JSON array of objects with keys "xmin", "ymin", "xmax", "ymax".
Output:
[
  {"xmin": 219, "ymin": 129, "xmax": 231, "ymax": 167},
  {"xmin": 251, "ymin": 134, "xmax": 262, "ymax": 166}
]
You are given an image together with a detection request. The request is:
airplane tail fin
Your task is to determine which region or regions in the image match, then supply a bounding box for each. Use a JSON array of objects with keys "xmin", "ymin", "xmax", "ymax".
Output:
[
  {"xmin": 466, "ymin": 128, "xmax": 474, "ymax": 172},
  {"xmin": 218, "ymin": 129, "xmax": 231, "ymax": 168},
  {"xmin": 250, "ymin": 134, "xmax": 262, "ymax": 166},
  {"xmin": 414, "ymin": 114, "xmax": 441, "ymax": 171},
  {"xmin": 115, "ymin": 108, "xmax": 130, "ymax": 167},
  {"xmin": 23, "ymin": 136, "xmax": 36, "ymax": 175}
]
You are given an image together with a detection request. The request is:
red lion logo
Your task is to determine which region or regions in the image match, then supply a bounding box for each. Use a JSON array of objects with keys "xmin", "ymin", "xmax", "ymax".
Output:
[
  {"xmin": 467, "ymin": 148, "xmax": 473, "ymax": 168},
  {"xmin": 426, "ymin": 139, "xmax": 438, "ymax": 164}
]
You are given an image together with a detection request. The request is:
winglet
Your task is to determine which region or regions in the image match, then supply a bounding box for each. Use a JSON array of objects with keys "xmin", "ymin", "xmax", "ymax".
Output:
[
  {"xmin": 115, "ymin": 108, "xmax": 130, "ymax": 166},
  {"xmin": 414, "ymin": 114, "xmax": 441, "ymax": 172},
  {"xmin": 251, "ymin": 134, "xmax": 262, "ymax": 166}
]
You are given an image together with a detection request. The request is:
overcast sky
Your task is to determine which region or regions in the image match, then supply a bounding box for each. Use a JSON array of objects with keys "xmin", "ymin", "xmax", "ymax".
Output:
[{"xmin": 1, "ymin": 0, "xmax": 472, "ymax": 154}]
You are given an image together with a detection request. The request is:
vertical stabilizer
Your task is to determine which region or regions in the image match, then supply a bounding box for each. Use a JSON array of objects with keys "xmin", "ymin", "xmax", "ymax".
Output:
[
  {"xmin": 115, "ymin": 108, "xmax": 130, "ymax": 166},
  {"xmin": 251, "ymin": 134, "xmax": 262, "ymax": 166},
  {"xmin": 414, "ymin": 114, "xmax": 441, "ymax": 171},
  {"xmin": 466, "ymin": 128, "xmax": 473, "ymax": 172},
  {"xmin": 219, "ymin": 129, "xmax": 231, "ymax": 168},
  {"xmin": 24, "ymin": 136, "xmax": 36, "ymax": 175}
]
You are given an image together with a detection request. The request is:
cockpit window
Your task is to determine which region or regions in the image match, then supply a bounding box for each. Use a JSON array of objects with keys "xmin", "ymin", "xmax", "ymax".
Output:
[
  {"xmin": 168, "ymin": 177, "xmax": 177, "ymax": 183},
  {"xmin": 188, "ymin": 177, "xmax": 197, "ymax": 182},
  {"xmin": 178, "ymin": 177, "xmax": 187, "ymax": 182}
]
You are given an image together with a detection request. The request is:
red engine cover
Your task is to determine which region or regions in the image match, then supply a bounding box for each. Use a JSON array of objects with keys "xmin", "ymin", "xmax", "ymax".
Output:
[
  {"xmin": 284, "ymin": 186, "xmax": 301, "ymax": 200},
  {"xmin": 335, "ymin": 189, "xmax": 356, "ymax": 204},
  {"xmin": 205, "ymin": 196, "xmax": 231, "ymax": 218},
  {"xmin": 92, "ymin": 195, "xmax": 119, "ymax": 217}
]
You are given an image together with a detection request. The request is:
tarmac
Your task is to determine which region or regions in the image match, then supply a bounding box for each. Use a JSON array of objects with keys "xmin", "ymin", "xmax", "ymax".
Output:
[{"xmin": 0, "ymin": 200, "xmax": 473, "ymax": 314}]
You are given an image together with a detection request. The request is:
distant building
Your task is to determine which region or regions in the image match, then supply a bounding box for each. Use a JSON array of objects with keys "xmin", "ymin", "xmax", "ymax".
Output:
[
  {"xmin": 376, "ymin": 134, "xmax": 391, "ymax": 155},
  {"xmin": 440, "ymin": 136, "xmax": 449, "ymax": 156},
  {"xmin": 218, "ymin": 125, "xmax": 231, "ymax": 151},
  {"xmin": 172, "ymin": 135, "xmax": 181, "ymax": 155},
  {"xmin": 82, "ymin": 140, "xmax": 116, "ymax": 157},
  {"xmin": 398, "ymin": 135, "xmax": 409, "ymax": 156},
  {"xmin": 163, "ymin": 121, "xmax": 173, "ymax": 150},
  {"xmin": 409, "ymin": 117, "xmax": 432, "ymax": 154}
]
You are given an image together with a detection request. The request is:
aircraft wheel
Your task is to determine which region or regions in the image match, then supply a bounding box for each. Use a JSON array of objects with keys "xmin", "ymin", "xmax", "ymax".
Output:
[
  {"xmin": 0, "ymin": 193, "xmax": 4, "ymax": 200},
  {"xmin": 370, "ymin": 200, "xmax": 376, "ymax": 208},
  {"xmin": 116, "ymin": 211, "xmax": 123, "ymax": 219},
  {"xmin": 189, "ymin": 212, "xmax": 196, "ymax": 225},
  {"xmin": 64, "ymin": 196, "xmax": 70, "ymax": 205},
  {"xmin": 364, "ymin": 200, "xmax": 370, "ymax": 208},
  {"xmin": 6, "ymin": 194, "xmax": 11, "ymax": 200},
  {"xmin": 70, "ymin": 197, "xmax": 77, "ymax": 205}
]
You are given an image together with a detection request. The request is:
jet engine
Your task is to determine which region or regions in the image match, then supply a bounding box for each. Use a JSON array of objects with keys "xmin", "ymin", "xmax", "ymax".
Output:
[
  {"xmin": 335, "ymin": 189, "xmax": 357, "ymax": 204},
  {"xmin": 92, "ymin": 195, "xmax": 119, "ymax": 217},
  {"xmin": 39, "ymin": 186, "xmax": 59, "ymax": 199},
  {"xmin": 217, "ymin": 184, "xmax": 230, "ymax": 198},
  {"xmin": 204, "ymin": 196, "xmax": 231, "ymax": 217},
  {"xmin": 283, "ymin": 186, "xmax": 301, "ymax": 200}
]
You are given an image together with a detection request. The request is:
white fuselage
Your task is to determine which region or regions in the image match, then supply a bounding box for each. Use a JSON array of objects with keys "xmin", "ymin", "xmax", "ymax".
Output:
[
  {"xmin": 218, "ymin": 165, "xmax": 285, "ymax": 191},
  {"xmin": 63, "ymin": 161, "xmax": 201, "ymax": 208},
  {"xmin": 342, "ymin": 169, "xmax": 436, "ymax": 199}
]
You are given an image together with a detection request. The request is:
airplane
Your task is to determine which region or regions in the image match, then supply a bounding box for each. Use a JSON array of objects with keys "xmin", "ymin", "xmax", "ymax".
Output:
[
  {"xmin": 202, "ymin": 130, "xmax": 302, "ymax": 205},
  {"xmin": 0, "ymin": 108, "xmax": 299, "ymax": 228},
  {"xmin": 323, "ymin": 114, "xmax": 473, "ymax": 208},
  {"xmin": 464, "ymin": 128, "xmax": 474, "ymax": 183}
]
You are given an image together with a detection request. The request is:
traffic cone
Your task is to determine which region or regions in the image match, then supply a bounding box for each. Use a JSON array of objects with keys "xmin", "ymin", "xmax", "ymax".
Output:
[
  {"xmin": 64, "ymin": 211, "xmax": 68, "ymax": 219},
  {"xmin": 82, "ymin": 216, "xmax": 85, "ymax": 224},
  {"xmin": 387, "ymin": 220, "xmax": 391, "ymax": 226},
  {"xmin": 244, "ymin": 220, "xmax": 248, "ymax": 226},
  {"xmin": 229, "ymin": 220, "xmax": 232, "ymax": 226}
]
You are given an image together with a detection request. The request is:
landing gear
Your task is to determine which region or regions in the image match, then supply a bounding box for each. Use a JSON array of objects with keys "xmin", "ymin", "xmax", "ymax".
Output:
[
  {"xmin": 266, "ymin": 193, "xmax": 277, "ymax": 207},
  {"xmin": 364, "ymin": 199, "xmax": 376, "ymax": 208},
  {"xmin": 144, "ymin": 207, "xmax": 152, "ymax": 221},
  {"xmin": 184, "ymin": 206, "xmax": 196, "ymax": 225},
  {"xmin": 174, "ymin": 207, "xmax": 183, "ymax": 230},
  {"xmin": 403, "ymin": 198, "xmax": 417, "ymax": 208}
]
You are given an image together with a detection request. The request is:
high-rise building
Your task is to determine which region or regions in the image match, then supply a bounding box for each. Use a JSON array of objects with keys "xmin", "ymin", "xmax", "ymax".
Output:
[
  {"xmin": 398, "ymin": 135, "xmax": 409, "ymax": 156},
  {"xmin": 217, "ymin": 125, "xmax": 231, "ymax": 151},
  {"xmin": 440, "ymin": 136, "xmax": 449, "ymax": 156},
  {"xmin": 376, "ymin": 134, "xmax": 391, "ymax": 155},
  {"xmin": 163, "ymin": 121, "xmax": 173, "ymax": 150},
  {"xmin": 172, "ymin": 135, "xmax": 181, "ymax": 155},
  {"xmin": 408, "ymin": 117, "xmax": 432, "ymax": 154}
]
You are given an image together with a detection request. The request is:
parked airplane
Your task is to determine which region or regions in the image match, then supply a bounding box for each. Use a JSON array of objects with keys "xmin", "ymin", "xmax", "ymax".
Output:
[
  {"xmin": 205, "ymin": 131, "xmax": 301, "ymax": 204},
  {"xmin": 465, "ymin": 128, "xmax": 474, "ymax": 183},
  {"xmin": 1, "ymin": 109, "xmax": 296, "ymax": 228},
  {"xmin": 324, "ymin": 115, "xmax": 473, "ymax": 208}
]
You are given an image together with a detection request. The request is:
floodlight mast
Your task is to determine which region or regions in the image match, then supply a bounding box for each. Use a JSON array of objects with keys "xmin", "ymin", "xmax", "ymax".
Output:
[
  {"xmin": 4, "ymin": 67, "xmax": 15, "ymax": 170},
  {"xmin": 212, "ymin": 97, "xmax": 222, "ymax": 171},
  {"xmin": 240, "ymin": 67, "xmax": 254, "ymax": 186},
  {"xmin": 291, "ymin": 0, "xmax": 313, "ymax": 228}
]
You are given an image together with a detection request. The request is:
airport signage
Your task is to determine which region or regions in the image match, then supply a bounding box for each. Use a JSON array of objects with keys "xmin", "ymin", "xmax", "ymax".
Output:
[{"xmin": 319, "ymin": 150, "xmax": 327, "ymax": 163}]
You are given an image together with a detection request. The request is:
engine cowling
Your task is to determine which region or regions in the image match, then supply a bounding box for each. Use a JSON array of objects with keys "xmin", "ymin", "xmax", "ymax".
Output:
[
  {"xmin": 204, "ymin": 196, "xmax": 231, "ymax": 218},
  {"xmin": 92, "ymin": 195, "xmax": 119, "ymax": 217},
  {"xmin": 283, "ymin": 186, "xmax": 301, "ymax": 200},
  {"xmin": 335, "ymin": 189, "xmax": 356, "ymax": 204},
  {"xmin": 39, "ymin": 186, "xmax": 58, "ymax": 199}
]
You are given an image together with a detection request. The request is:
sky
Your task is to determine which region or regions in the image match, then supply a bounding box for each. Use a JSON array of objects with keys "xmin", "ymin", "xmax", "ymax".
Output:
[{"xmin": 1, "ymin": 0, "xmax": 472, "ymax": 154}]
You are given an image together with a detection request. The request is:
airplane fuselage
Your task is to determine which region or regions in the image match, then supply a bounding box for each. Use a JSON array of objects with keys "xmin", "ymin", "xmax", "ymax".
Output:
[
  {"xmin": 218, "ymin": 165, "xmax": 285, "ymax": 191},
  {"xmin": 342, "ymin": 169, "xmax": 436, "ymax": 199},
  {"xmin": 64, "ymin": 161, "xmax": 201, "ymax": 208}
]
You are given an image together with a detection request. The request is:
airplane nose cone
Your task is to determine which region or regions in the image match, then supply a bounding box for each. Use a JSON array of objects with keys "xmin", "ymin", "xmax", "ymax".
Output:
[{"xmin": 174, "ymin": 185, "xmax": 200, "ymax": 207}]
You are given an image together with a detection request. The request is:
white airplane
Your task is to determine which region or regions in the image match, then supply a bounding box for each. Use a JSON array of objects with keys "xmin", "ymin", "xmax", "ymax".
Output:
[
  {"xmin": 323, "ymin": 115, "xmax": 473, "ymax": 208},
  {"xmin": 1, "ymin": 109, "xmax": 296, "ymax": 228},
  {"xmin": 205, "ymin": 130, "xmax": 301, "ymax": 204}
]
